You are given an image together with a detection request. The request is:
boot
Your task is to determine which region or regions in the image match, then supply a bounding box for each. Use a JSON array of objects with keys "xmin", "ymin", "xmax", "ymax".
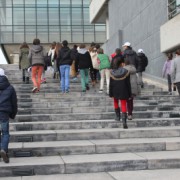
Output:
[
  {"xmin": 114, "ymin": 108, "xmax": 120, "ymax": 121},
  {"xmin": 23, "ymin": 76, "xmax": 25, "ymax": 83},
  {"xmin": 122, "ymin": 113, "xmax": 128, "ymax": 129},
  {"xmin": 26, "ymin": 77, "xmax": 29, "ymax": 84}
]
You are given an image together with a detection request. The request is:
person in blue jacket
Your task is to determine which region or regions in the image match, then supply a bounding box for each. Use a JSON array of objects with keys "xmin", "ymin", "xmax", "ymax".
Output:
[{"xmin": 0, "ymin": 68, "xmax": 17, "ymax": 163}]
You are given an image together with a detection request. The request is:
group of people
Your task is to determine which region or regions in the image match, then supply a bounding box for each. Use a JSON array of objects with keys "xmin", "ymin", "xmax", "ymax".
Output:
[
  {"xmin": 0, "ymin": 39, "xmax": 148, "ymax": 164},
  {"xmin": 19, "ymin": 39, "xmax": 149, "ymax": 129},
  {"xmin": 162, "ymin": 49, "xmax": 180, "ymax": 95}
]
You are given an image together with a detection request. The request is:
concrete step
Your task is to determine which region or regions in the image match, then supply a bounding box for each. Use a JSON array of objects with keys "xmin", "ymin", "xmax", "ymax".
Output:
[
  {"xmin": 3, "ymin": 169, "xmax": 180, "ymax": 180},
  {"xmin": 1, "ymin": 151, "xmax": 180, "ymax": 176},
  {"xmin": 14, "ymin": 111, "xmax": 180, "ymax": 122},
  {"xmin": 10, "ymin": 118, "xmax": 180, "ymax": 131},
  {"xmin": 17, "ymin": 98, "xmax": 177, "ymax": 108},
  {"xmin": 16, "ymin": 94, "xmax": 179, "ymax": 102},
  {"xmin": 9, "ymin": 126, "xmax": 180, "ymax": 142},
  {"xmin": 17, "ymin": 104, "xmax": 180, "ymax": 115},
  {"xmin": 8, "ymin": 137, "xmax": 180, "ymax": 157}
]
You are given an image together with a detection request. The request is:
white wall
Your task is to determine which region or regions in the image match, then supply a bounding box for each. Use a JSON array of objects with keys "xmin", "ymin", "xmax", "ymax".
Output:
[
  {"xmin": 90, "ymin": 0, "xmax": 107, "ymax": 23},
  {"xmin": 160, "ymin": 13, "xmax": 180, "ymax": 52},
  {"xmin": 0, "ymin": 47, "xmax": 8, "ymax": 64}
]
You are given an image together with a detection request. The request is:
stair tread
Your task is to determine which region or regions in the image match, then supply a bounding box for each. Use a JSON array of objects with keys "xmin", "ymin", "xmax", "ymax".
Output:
[
  {"xmin": 1, "ymin": 151, "xmax": 180, "ymax": 167},
  {"xmin": 9, "ymin": 137, "xmax": 180, "ymax": 149}
]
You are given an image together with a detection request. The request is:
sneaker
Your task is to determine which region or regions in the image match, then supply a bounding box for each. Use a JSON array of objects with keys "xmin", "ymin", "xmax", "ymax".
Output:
[
  {"xmin": 32, "ymin": 87, "xmax": 38, "ymax": 93},
  {"xmin": 99, "ymin": 89, "xmax": 103, "ymax": 93},
  {"xmin": 168, "ymin": 92, "xmax": 172, "ymax": 95},
  {"xmin": 128, "ymin": 115, "xmax": 132, "ymax": 120},
  {"xmin": 0, "ymin": 150, "xmax": 9, "ymax": 163},
  {"xmin": 41, "ymin": 78, "xmax": 46, "ymax": 84},
  {"xmin": 65, "ymin": 90, "xmax": 69, "ymax": 94}
]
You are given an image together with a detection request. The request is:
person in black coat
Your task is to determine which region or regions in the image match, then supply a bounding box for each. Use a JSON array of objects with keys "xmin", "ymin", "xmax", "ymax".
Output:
[
  {"xmin": 0, "ymin": 68, "xmax": 18, "ymax": 163},
  {"xmin": 76, "ymin": 44, "xmax": 93, "ymax": 92},
  {"xmin": 57, "ymin": 40, "xmax": 73, "ymax": 93},
  {"xmin": 109, "ymin": 56, "xmax": 131, "ymax": 129},
  {"xmin": 137, "ymin": 49, "xmax": 148, "ymax": 88}
]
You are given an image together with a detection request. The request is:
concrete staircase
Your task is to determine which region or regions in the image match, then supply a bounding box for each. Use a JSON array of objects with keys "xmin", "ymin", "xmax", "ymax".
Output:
[{"xmin": 1, "ymin": 64, "xmax": 180, "ymax": 179}]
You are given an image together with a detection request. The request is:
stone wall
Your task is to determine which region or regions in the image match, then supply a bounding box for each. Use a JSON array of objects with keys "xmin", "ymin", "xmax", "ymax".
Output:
[{"xmin": 103, "ymin": 0, "xmax": 168, "ymax": 79}]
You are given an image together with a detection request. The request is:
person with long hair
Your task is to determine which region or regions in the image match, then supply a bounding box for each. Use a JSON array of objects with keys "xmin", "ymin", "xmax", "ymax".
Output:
[
  {"xmin": 109, "ymin": 56, "xmax": 131, "ymax": 129},
  {"xmin": 54, "ymin": 42, "xmax": 62, "ymax": 79},
  {"xmin": 19, "ymin": 42, "xmax": 30, "ymax": 83}
]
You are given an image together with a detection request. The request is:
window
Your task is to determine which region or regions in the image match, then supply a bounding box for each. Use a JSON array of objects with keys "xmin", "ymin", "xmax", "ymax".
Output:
[
  {"xmin": 168, "ymin": 0, "xmax": 180, "ymax": 19},
  {"xmin": 0, "ymin": 0, "xmax": 106, "ymax": 44}
]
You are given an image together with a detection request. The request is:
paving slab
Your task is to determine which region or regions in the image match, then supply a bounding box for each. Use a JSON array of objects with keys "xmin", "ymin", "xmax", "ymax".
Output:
[
  {"xmin": 0, "ymin": 156, "xmax": 65, "ymax": 176},
  {"xmin": 136, "ymin": 150, "xmax": 180, "ymax": 169},
  {"xmin": 22, "ymin": 173, "xmax": 114, "ymax": 180},
  {"xmin": 61, "ymin": 153, "xmax": 147, "ymax": 173},
  {"xmin": 109, "ymin": 169, "xmax": 180, "ymax": 180}
]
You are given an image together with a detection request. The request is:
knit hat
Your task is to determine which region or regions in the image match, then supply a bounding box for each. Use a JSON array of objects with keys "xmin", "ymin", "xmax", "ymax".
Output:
[{"xmin": 0, "ymin": 68, "xmax": 5, "ymax": 76}]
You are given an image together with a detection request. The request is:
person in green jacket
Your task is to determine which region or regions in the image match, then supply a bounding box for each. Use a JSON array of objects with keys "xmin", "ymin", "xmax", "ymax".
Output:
[
  {"xmin": 97, "ymin": 48, "xmax": 111, "ymax": 94},
  {"xmin": 19, "ymin": 42, "xmax": 30, "ymax": 83}
]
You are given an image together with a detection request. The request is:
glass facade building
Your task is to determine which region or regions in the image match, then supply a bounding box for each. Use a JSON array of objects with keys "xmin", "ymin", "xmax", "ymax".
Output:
[{"xmin": 0, "ymin": 0, "xmax": 106, "ymax": 44}]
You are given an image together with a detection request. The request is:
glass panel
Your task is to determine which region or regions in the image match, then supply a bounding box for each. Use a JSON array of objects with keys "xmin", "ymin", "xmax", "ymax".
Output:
[
  {"xmin": 72, "ymin": 8, "xmax": 82, "ymax": 25},
  {"xmin": 13, "ymin": 0, "xmax": 24, "ymax": 7},
  {"xmin": 25, "ymin": 25, "xmax": 36, "ymax": 43},
  {"xmin": 25, "ymin": 8, "xmax": 36, "ymax": 25},
  {"xmin": 83, "ymin": 0, "xmax": 89, "ymax": 7},
  {"xmin": 61, "ymin": 26, "xmax": 71, "ymax": 42},
  {"xmin": 14, "ymin": 26, "xmax": 24, "ymax": 43},
  {"xmin": 0, "ymin": 7, "xmax": 12, "ymax": 25},
  {"xmin": 72, "ymin": 25, "xmax": 83, "ymax": 43},
  {"xmin": 60, "ymin": 8, "xmax": 70, "ymax": 25},
  {"xmin": 13, "ymin": 8, "xmax": 24, "ymax": 25},
  {"xmin": 84, "ymin": 25, "xmax": 94, "ymax": 42},
  {"xmin": 37, "ymin": 26, "xmax": 48, "ymax": 43},
  {"xmin": 37, "ymin": 0, "xmax": 47, "ymax": 7},
  {"xmin": 60, "ymin": 0, "xmax": 70, "ymax": 7},
  {"xmin": 48, "ymin": 0, "xmax": 59, "ymax": 7},
  {"xmin": 49, "ymin": 8, "xmax": 59, "ymax": 25},
  {"xmin": 95, "ymin": 25, "xmax": 106, "ymax": 42},
  {"xmin": 49, "ymin": 26, "xmax": 60, "ymax": 42},
  {"xmin": 37, "ymin": 8, "xmax": 48, "ymax": 25},
  {"xmin": 177, "ymin": 0, "xmax": 180, "ymax": 6},
  {"xmin": 71, "ymin": 0, "xmax": 82, "ymax": 7},
  {"xmin": 0, "ymin": 26, "xmax": 13, "ymax": 43},
  {"xmin": 25, "ymin": 0, "xmax": 35, "ymax": 7},
  {"xmin": 83, "ymin": 8, "xmax": 89, "ymax": 25},
  {"xmin": 0, "ymin": 0, "xmax": 12, "ymax": 7}
]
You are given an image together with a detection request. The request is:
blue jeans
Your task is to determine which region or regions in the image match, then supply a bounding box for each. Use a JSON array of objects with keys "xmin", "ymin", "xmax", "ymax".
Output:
[
  {"xmin": 60, "ymin": 65, "xmax": 70, "ymax": 92},
  {"xmin": 0, "ymin": 118, "xmax": 10, "ymax": 153}
]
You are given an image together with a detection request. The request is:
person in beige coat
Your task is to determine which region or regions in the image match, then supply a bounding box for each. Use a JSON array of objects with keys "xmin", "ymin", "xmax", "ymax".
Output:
[{"xmin": 124, "ymin": 59, "xmax": 140, "ymax": 120}]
